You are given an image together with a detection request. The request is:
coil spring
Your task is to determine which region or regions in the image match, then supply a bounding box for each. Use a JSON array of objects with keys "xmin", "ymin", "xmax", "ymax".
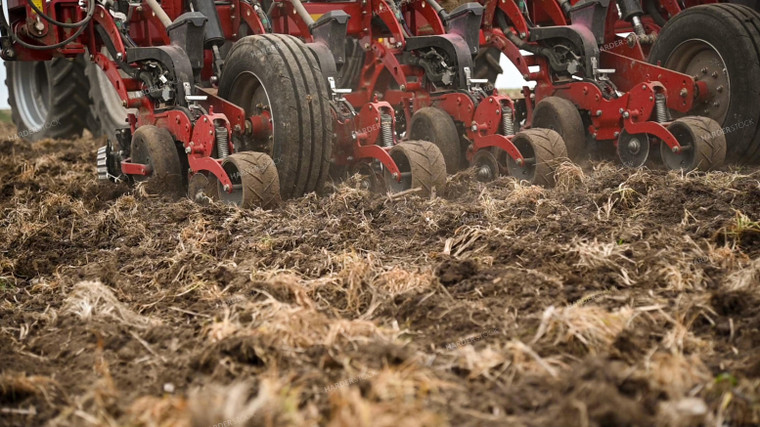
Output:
[
  {"xmin": 502, "ymin": 107, "xmax": 514, "ymax": 136},
  {"xmin": 381, "ymin": 113, "xmax": 393, "ymax": 147},
  {"xmin": 216, "ymin": 126, "xmax": 229, "ymax": 158},
  {"xmin": 655, "ymin": 93, "xmax": 668, "ymax": 123}
]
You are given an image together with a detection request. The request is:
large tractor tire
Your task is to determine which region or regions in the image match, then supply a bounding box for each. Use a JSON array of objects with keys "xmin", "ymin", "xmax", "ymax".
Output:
[
  {"xmin": 5, "ymin": 58, "xmax": 91, "ymax": 141},
  {"xmin": 84, "ymin": 55, "xmax": 130, "ymax": 142},
  {"xmin": 218, "ymin": 34, "xmax": 333, "ymax": 199},
  {"xmin": 649, "ymin": 4, "xmax": 760, "ymax": 163}
]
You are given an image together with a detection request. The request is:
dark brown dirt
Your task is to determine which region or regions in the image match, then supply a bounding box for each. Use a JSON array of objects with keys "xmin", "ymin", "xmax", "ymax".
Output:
[{"xmin": 1, "ymin": 125, "xmax": 759, "ymax": 426}]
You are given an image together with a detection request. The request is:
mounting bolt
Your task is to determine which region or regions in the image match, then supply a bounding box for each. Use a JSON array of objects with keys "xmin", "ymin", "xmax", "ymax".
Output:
[
  {"xmin": 519, "ymin": 32, "xmax": 526, "ymax": 39},
  {"xmin": 596, "ymin": 110, "xmax": 602, "ymax": 117},
  {"xmin": 701, "ymin": 68, "xmax": 708, "ymax": 74},
  {"xmin": 619, "ymin": 108, "xmax": 624, "ymax": 114},
  {"xmin": 680, "ymin": 88, "xmax": 688, "ymax": 97},
  {"xmin": 185, "ymin": 146, "xmax": 192, "ymax": 154},
  {"xmin": 234, "ymin": 124, "xmax": 242, "ymax": 132},
  {"xmin": 716, "ymin": 85, "xmax": 724, "ymax": 93},
  {"xmin": 614, "ymin": 131, "xmax": 620, "ymax": 137},
  {"xmin": 400, "ymin": 85, "xmax": 406, "ymax": 91},
  {"xmin": 642, "ymin": 84, "xmax": 647, "ymax": 90},
  {"xmin": 672, "ymin": 146, "xmax": 680, "ymax": 153},
  {"xmin": 713, "ymin": 101, "xmax": 720, "ymax": 107},
  {"xmin": 116, "ymin": 52, "xmax": 123, "ymax": 60},
  {"xmin": 223, "ymin": 184, "xmax": 231, "ymax": 192},
  {"xmin": 712, "ymin": 71, "xmax": 719, "ymax": 78},
  {"xmin": 622, "ymin": 111, "xmax": 630, "ymax": 119},
  {"xmin": 396, "ymin": 42, "xmax": 402, "ymax": 48},
  {"xmin": 122, "ymin": 100, "xmax": 127, "ymax": 107}
]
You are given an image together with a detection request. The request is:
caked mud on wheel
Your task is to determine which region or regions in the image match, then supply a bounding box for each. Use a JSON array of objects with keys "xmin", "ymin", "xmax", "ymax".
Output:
[
  {"xmin": 130, "ymin": 125, "xmax": 184, "ymax": 197},
  {"xmin": 661, "ymin": 116, "xmax": 726, "ymax": 172},
  {"xmin": 219, "ymin": 152, "xmax": 281, "ymax": 209},
  {"xmin": 649, "ymin": 4, "xmax": 760, "ymax": 163},
  {"xmin": 384, "ymin": 140, "xmax": 447, "ymax": 196},
  {"xmin": 505, "ymin": 129, "xmax": 568, "ymax": 187},
  {"xmin": 408, "ymin": 107, "xmax": 463, "ymax": 173},
  {"xmin": 5, "ymin": 58, "xmax": 91, "ymax": 141},
  {"xmin": 218, "ymin": 34, "xmax": 333, "ymax": 200},
  {"xmin": 531, "ymin": 96, "xmax": 587, "ymax": 161}
]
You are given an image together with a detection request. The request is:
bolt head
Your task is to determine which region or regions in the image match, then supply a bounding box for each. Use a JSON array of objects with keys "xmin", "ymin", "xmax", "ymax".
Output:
[
  {"xmin": 223, "ymin": 184, "xmax": 231, "ymax": 192},
  {"xmin": 672, "ymin": 146, "xmax": 679, "ymax": 153},
  {"xmin": 185, "ymin": 146, "xmax": 192, "ymax": 154}
]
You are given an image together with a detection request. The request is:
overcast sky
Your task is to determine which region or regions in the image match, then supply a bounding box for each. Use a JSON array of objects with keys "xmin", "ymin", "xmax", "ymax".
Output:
[{"xmin": 0, "ymin": 56, "xmax": 528, "ymax": 111}]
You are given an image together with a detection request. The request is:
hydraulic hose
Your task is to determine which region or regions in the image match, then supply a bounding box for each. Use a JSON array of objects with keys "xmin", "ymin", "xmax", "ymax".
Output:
[
  {"xmin": 0, "ymin": 0, "xmax": 94, "ymax": 50},
  {"xmin": 25, "ymin": 0, "xmax": 94, "ymax": 28}
]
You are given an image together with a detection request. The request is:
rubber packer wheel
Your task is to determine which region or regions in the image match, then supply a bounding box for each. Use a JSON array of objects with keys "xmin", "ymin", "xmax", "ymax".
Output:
[
  {"xmin": 384, "ymin": 140, "xmax": 447, "ymax": 196},
  {"xmin": 130, "ymin": 125, "xmax": 184, "ymax": 196},
  {"xmin": 219, "ymin": 152, "xmax": 281, "ymax": 209},
  {"xmin": 649, "ymin": 4, "xmax": 760, "ymax": 163},
  {"xmin": 218, "ymin": 34, "xmax": 332, "ymax": 199},
  {"xmin": 408, "ymin": 107, "xmax": 462, "ymax": 173},
  {"xmin": 505, "ymin": 128, "xmax": 568, "ymax": 187},
  {"xmin": 531, "ymin": 96, "xmax": 586, "ymax": 160},
  {"xmin": 5, "ymin": 57, "xmax": 91, "ymax": 141},
  {"xmin": 661, "ymin": 116, "xmax": 726, "ymax": 171}
]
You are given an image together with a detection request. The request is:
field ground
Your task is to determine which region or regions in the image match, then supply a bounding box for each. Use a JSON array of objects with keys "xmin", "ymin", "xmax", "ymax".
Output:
[{"xmin": 1, "ymin": 123, "xmax": 759, "ymax": 427}]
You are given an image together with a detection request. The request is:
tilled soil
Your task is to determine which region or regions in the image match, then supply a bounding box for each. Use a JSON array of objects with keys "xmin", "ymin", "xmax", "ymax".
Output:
[{"xmin": 1, "ymin": 124, "xmax": 759, "ymax": 427}]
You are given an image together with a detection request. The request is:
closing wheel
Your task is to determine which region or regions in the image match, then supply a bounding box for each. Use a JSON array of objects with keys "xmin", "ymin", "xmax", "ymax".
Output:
[
  {"xmin": 505, "ymin": 129, "xmax": 568, "ymax": 187},
  {"xmin": 5, "ymin": 58, "xmax": 90, "ymax": 141},
  {"xmin": 219, "ymin": 34, "xmax": 332, "ymax": 199},
  {"xmin": 408, "ymin": 107, "xmax": 462, "ymax": 173},
  {"xmin": 130, "ymin": 125, "xmax": 183, "ymax": 196},
  {"xmin": 531, "ymin": 96, "xmax": 586, "ymax": 160},
  {"xmin": 661, "ymin": 116, "xmax": 726, "ymax": 171},
  {"xmin": 649, "ymin": 4, "xmax": 760, "ymax": 163},
  {"xmin": 384, "ymin": 140, "xmax": 447, "ymax": 196},
  {"xmin": 617, "ymin": 131, "xmax": 651, "ymax": 168},
  {"xmin": 188, "ymin": 173, "xmax": 220, "ymax": 203},
  {"xmin": 472, "ymin": 149, "xmax": 501, "ymax": 182},
  {"xmin": 219, "ymin": 152, "xmax": 281, "ymax": 209}
]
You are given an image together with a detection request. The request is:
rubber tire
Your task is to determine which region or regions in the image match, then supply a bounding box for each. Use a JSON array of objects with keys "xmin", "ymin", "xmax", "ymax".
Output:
[
  {"xmin": 506, "ymin": 129, "xmax": 567, "ymax": 187},
  {"xmin": 661, "ymin": 116, "xmax": 726, "ymax": 171},
  {"xmin": 6, "ymin": 58, "xmax": 90, "ymax": 141},
  {"xmin": 218, "ymin": 34, "xmax": 333, "ymax": 200},
  {"xmin": 219, "ymin": 152, "xmax": 281, "ymax": 209},
  {"xmin": 130, "ymin": 125, "xmax": 184, "ymax": 196},
  {"xmin": 648, "ymin": 4, "xmax": 760, "ymax": 163},
  {"xmin": 338, "ymin": 38, "xmax": 364, "ymax": 89},
  {"xmin": 408, "ymin": 107, "xmax": 462, "ymax": 173},
  {"xmin": 531, "ymin": 96, "xmax": 586, "ymax": 160},
  {"xmin": 85, "ymin": 56, "xmax": 129, "ymax": 142},
  {"xmin": 385, "ymin": 140, "xmax": 447, "ymax": 196}
]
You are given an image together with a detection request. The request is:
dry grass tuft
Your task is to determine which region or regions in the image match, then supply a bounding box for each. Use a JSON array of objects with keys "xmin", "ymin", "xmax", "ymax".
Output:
[
  {"xmin": 62, "ymin": 280, "xmax": 160, "ymax": 328},
  {"xmin": 532, "ymin": 305, "xmax": 636, "ymax": 354}
]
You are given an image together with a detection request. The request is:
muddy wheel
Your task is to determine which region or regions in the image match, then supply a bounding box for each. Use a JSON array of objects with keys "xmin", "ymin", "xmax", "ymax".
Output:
[
  {"xmin": 649, "ymin": 4, "xmax": 760, "ymax": 163},
  {"xmin": 531, "ymin": 96, "xmax": 586, "ymax": 160},
  {"xmin": 505, "ymin": 129, "xmax": 567, "ymax": 187},
  {"xmin": 617, "ymin": 131, "xmax": 651, "ymax": 168},
  {"xmin": 5, "ymin": 58, "xmax": 90, "ymax": 141},
  {"xmin": 219, "ymin": 34, "xmax": 332, "ymax": 199},
  {"xmin": 408, "ymin": 107, "xmax": 462, "ymax": 173},
  {"xmin": 188, "ymin": 172, "xmax": 220, "ymax": 203},
  {"xmin": 661, "ymin": 116, "xmax": 726, "ymax": 171},
  {"xmin": 384, "ymin": 140, "xmax": 447, "ymax": 196},
  {"xmin": 130, "ymin": 125, "xmax": 183, "ymax": 196},
  {"xmin": 219, "ymin": 152, "xmax": 281, "ymax": 209},
  {"xmin": 85, "ymin": 51, "xmax": 130, "ymax": 142}
]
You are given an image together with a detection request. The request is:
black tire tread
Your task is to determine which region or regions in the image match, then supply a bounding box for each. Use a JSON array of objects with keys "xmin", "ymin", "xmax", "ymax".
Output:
[
  {"xmin": 6, "ymin": 57, "xmax": 90, "ymax": 141},
  {"xmin": 649, "ymin": 4, "xmax": 760, "ymax": 163}
]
